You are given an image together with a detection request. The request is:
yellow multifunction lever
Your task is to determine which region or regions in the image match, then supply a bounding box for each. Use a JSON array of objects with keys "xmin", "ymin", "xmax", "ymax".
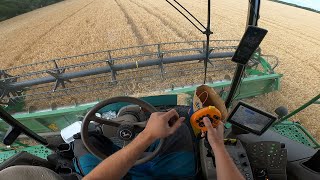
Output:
[
  {"xmin": 224, "ymin": 138, "xmax": 237, "ymax": 145},
  {"xmin": 190, "ymin": 106, "xmax": 222, "ymax": 132}
]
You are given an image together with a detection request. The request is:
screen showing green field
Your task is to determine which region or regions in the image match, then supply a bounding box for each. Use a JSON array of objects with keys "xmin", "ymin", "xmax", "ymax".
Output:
[{"xmin": 230, "ymin": 105, "xmax": 274, "ymax": 132}]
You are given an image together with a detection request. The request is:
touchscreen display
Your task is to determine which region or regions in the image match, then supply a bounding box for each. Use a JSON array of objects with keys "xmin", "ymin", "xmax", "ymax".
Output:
[{"xmin": 230, "ymin": 105, "xmax": 274, "ymax": 132}]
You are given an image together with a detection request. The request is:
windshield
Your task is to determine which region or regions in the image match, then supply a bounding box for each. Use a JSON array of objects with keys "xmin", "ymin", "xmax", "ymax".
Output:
[{"xmin": 0, "ymin": 0, "xmax": 319, "ymax": 149}]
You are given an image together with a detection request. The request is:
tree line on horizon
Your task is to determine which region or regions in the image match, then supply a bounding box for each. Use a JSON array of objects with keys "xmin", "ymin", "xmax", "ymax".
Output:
[
  {"xmin": 0, "ymin": 0, "xmax": 63, "ymax": 21},
  {"xmin": 0, "ymin": 0, "xmax": 319, "ymax": 23}
]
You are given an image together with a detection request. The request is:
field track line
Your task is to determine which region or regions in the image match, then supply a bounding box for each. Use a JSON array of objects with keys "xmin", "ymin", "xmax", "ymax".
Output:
[
  {"xmin": 141, "ymin": 0, "xmax": 208, "ymax": 38},
  {"xmin": 311, "ymin": 64, "xmax": 320, "ymax": 73},
  {"xmin": 274, "ymin": 45, "xmax": 302, "ymax": 60},
  {"xmin": 261, "ymin": 19, "xmax": 320, "ymax": 46},
  {"xmin": 269, "ymin": 42, "xmax": 320, "ymax": 72},
  {"xmin": 140, "ymin": 0, "xmax": 238, "ymax": 39},
  {"xmin": 114, "ymin": 0, "xmax": 145, "ymax": 46},
  {"xmin": 215, "ymin": 3, "xmax": 320, "ymax": 44},
  {"xmin": 14, "ymin": 0, "xmax": 95, "ymax": 62},
  {"xmin": 260, "ymin": 19, "xmax": 320, "ymax": 44},
  {"xmin": 129, "ymin": 0, "xmax": 199, "ymax": 41}
]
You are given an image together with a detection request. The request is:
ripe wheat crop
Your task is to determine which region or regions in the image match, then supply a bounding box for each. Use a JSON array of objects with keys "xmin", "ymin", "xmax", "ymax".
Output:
[{"xmin": 0, "ymin": 0, "xmax": 319, "ymax": 140}]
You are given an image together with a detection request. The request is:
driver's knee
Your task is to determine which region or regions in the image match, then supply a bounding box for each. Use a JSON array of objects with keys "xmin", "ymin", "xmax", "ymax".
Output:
[{"xmin": 158, "ymin": 123, "xmax": 194, "ymax": 156}]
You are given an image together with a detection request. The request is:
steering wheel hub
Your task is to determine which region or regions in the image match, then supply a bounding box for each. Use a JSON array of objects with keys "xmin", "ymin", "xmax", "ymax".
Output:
[{"xmin": 117, "ymin": 124, "xmax": 135, "ymax": 141}]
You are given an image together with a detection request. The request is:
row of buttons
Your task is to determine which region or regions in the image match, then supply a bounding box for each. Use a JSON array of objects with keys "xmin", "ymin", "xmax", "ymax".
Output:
[
  {"xmin": 195, "ymin": 114, "xmax": 220, "ymax": 127},
  {"xmin": 232, "ymin": 152, "xmax": 252, "ymax": 180},
  {"xmin": 247, "ymin": 141, "xmax": 287, "ymax": 178},
  {"xmin": 225, "ymin": 141, "xmax": 254, "ymax": 180}
]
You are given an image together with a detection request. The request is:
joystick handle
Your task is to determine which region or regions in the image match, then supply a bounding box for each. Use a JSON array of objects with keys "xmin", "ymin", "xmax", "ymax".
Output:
[{"xmin": 190, "ymin": 106, "xmax": 222, "ymax": 132}]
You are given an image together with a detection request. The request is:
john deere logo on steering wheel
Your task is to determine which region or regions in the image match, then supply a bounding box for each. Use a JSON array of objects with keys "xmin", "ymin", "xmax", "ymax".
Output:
[{"xmin": 120, "ymin": 129, "xmax": 133, "ymax": 140}]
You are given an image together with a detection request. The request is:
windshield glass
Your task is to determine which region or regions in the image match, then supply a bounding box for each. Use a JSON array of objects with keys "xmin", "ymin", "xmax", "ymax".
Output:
[{"xmin": 0, "ymin": 0, "xmax": 319, "ymax": 149}]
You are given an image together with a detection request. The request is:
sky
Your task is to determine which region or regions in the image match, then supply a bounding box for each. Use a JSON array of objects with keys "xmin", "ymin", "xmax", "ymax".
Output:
[{"xmin": 281, "ymin": 0, "xmax": 320, "ymax": 11}]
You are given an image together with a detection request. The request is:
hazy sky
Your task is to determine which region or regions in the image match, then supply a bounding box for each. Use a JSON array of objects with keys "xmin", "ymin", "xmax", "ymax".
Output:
[{"xmin": 282, "ymin": 0, "xmax": 320, "ymax": 11}]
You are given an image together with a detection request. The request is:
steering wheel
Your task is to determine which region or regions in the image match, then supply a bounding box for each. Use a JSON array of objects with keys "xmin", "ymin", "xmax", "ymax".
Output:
[{"xmin": 81, "ymin": 96, "xmax": 164, "ymax": 165}]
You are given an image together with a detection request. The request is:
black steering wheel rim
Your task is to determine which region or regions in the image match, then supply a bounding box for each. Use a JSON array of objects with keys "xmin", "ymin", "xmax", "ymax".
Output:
[{"xmin": 81, "ymin": 96, "xmax": 164, "ymax": 165}]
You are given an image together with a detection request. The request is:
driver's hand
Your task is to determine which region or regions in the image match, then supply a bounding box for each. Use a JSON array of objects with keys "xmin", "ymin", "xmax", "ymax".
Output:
[
  {"xmin": 142, "ymin": 109, "xmax": 185, "ymax": 141},
  {"xmin": 202, "ymin": 117, "xmax": 224, "ymax": 150}
]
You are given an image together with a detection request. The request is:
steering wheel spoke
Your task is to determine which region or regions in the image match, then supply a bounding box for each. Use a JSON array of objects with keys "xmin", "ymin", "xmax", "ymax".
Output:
[
  {"xmin": 132, "ymin": 121, "xmax": 147, "ymax": 128},
  {"xmin": 90, "ymin": 115, "xmax": 121, "ymax": 127},
  {"xmin": 132, "ymin": 121, "xmax": 147, "ymax": 133},
  {"xmin": 122, "ymin": 140, "xmax": 131, "ymax": 148}
]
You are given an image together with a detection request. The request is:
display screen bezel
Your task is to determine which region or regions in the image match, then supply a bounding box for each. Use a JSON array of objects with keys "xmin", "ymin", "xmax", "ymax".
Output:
[
  {"xmin": 227, "ymin": 101, "xmax": 277, "ymax": 135},
  {"xmin": 231, "ymin": 26, "xmax": 268, "ymax": 65}
]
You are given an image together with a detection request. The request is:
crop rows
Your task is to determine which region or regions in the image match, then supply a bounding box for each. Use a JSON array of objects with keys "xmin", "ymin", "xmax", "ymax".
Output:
[{"xmin": 0, "ymin": 0, "xmax": 319, "ymax": 140}]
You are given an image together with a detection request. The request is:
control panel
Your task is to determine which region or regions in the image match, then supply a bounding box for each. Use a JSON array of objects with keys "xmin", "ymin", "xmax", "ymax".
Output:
[
  {"xmin": 246, "ymin": 141, "xmax": 287, "ymax": 180},
  {"xmin": 200, "ymin": 139, "xmax": 254, "ymax": 180},
  {"xmin": 225, "ymin": 140, "xmax": 254, "ymax": 180}
]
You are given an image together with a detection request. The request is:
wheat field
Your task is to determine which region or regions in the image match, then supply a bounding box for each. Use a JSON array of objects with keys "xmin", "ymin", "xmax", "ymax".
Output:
[{"xmin": 0, "ymin": 0, "xmax": 319, "ymax": 141}]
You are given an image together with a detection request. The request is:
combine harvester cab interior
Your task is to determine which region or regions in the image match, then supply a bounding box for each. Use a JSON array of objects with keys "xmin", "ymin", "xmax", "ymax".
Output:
[{"xmin": 0, "ymin": 0, "xmax": 319, "ymax": 179}]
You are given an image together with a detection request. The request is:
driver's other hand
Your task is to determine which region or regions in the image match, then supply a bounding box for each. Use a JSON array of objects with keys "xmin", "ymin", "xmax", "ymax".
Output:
[
  {"xmin": 143, "ymin": 109, "xmax": 185, "ymax": 141},
  {"xmin": 202, "ymin": 117, "xmax": 224, "ymax": 149}
]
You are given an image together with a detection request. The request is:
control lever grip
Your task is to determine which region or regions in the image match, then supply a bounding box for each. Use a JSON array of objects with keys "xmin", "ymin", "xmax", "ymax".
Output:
[{"xmin": 204, "ymin": 132, "xmax": 212, "ymax": 150}]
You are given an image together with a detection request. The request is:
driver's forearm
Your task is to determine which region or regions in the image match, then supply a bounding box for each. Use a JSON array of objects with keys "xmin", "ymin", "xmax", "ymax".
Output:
[
  {"xmin": 213, "ymin": 146, "xmax": 245, "ymax": 180},
  {"xmin": 83, "ymin": 132, "xmax": 155, "ymax": 180}
]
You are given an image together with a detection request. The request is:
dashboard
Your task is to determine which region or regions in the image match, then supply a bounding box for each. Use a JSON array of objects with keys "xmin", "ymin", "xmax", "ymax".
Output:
[
  {"xmin": 199, "ymin": 101, "xmax": 320, "ymax": 180},
  {"xmin": 200, "ymin": 138, "xmax": 288, "ymax": 180},
  {"xmin": 200, "ymin": 101, "xmax": 287, "ymax": 180}
]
